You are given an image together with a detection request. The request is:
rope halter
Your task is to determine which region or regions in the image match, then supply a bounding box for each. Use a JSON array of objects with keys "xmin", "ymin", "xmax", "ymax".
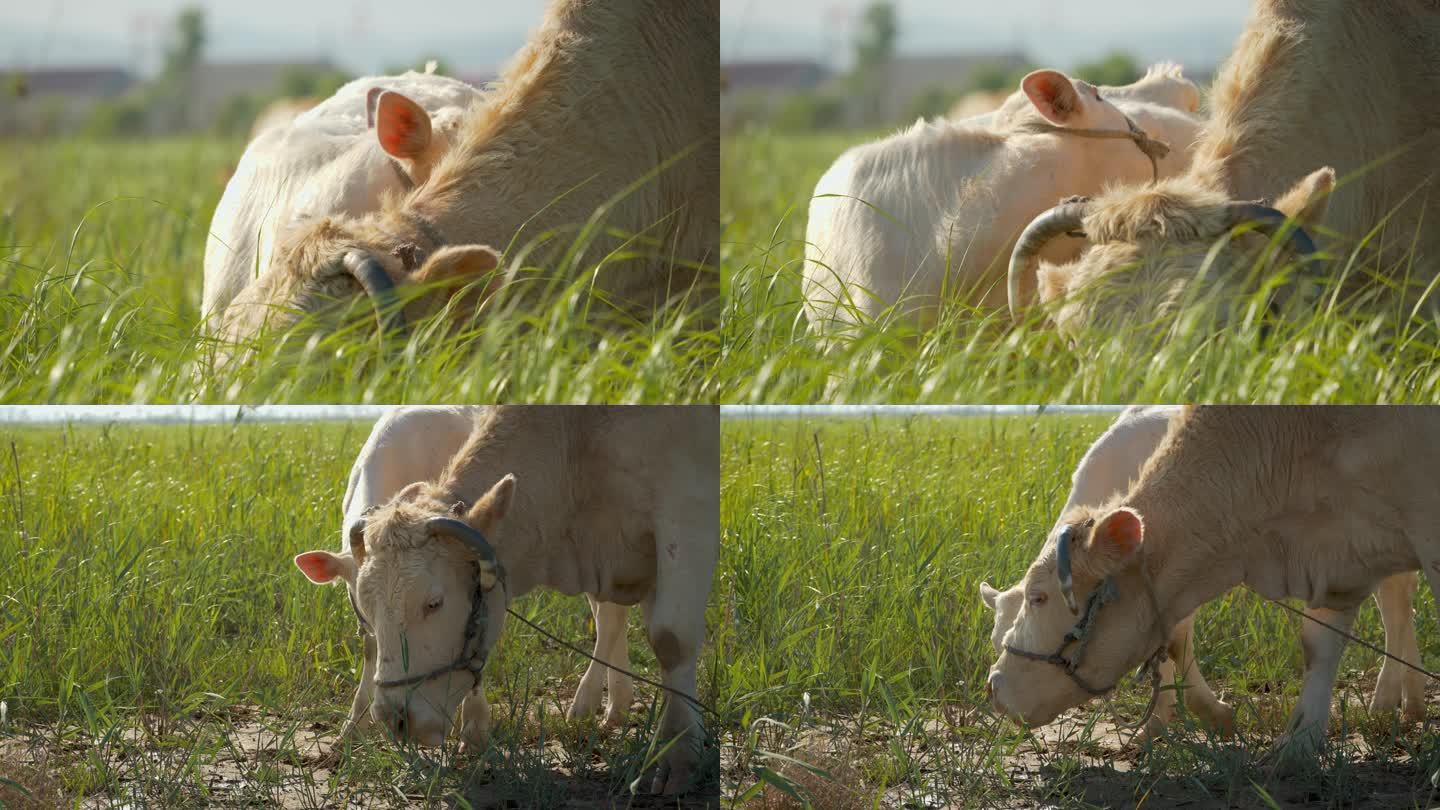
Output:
[
  {"xmin": 348, "ymin": 516, "xmax": 507, "ymax": 690},
  {"xmin": 1019, "ymin": 110, "xmax": 1171, "ymax": 184},
  {"xmin": 1002, "ymin": 524, "xmax": 1170, "ymax": 730}
]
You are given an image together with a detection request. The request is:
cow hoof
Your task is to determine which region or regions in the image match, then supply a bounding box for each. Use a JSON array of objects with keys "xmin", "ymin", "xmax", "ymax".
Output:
[
  {"xmin": 567, "ymin": 684, "xmax": 604, "ymax": 721},
  {"xmin": 1265, "ymin": 731, "xmax": 1322, "ymax": 776}
]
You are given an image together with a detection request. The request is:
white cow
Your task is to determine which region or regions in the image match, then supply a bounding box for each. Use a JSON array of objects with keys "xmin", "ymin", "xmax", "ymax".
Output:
[
  {"xmin": 803, "ymin": 65, "xmax": 1202, "ymax": 334},
  {"xmin": 295, "ymin": 406, "xmax": 718, "ymax": 795},
  {"xmin": 311, "ymin": 406, "xmax": 638, "ymax": 747},
  {"xmin": 980, "ymin": 406, "xmax": 1423, "ymax": 739},
  {"xmin": 988, "ymin": 406, "xmax": 1434, "ymax": 762},
  {"xmin": 204, "ymin": 71, "xmax": 483, "ymax": 327}
]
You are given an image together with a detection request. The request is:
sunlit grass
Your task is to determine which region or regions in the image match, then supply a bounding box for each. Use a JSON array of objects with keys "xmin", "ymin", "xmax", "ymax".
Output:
[
  {"xmin": 720, "ymin": 128, "xmax": 1440, "ymax": 403},
  {"xmin": 0, "ymin": 137, "xmax": 718, "ymax": 404},
  {"xmin": 0, "ymin": 421, "xmax": 725, "ymax": 806},
  {"xmin": 723, "ymin": 412, "xmax": 1440, "ymax": 807}
]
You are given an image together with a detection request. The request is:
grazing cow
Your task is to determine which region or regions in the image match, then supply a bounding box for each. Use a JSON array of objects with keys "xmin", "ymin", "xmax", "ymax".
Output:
[
  {"xmin": 1010, "ymin": 2, "xmax": 1440, "ymax": 335},
  {"xmin": 216, "ymin": 0, "xmax": 719, "ymax": 351},
  {"xmin": 294, "ymin": 406, "xmax": 719, "ymax": 794},
  {"xmin": 987, "ymin": 406, "xmax": 1435, "ymax": 760},
  {"xmin": 980, "ymin": 406, "xmax": 1422, "ymax": 740},
  {"xmin": 305, "ymin": 407, "xmax": 640, "ymax": 748},
  {"xmin": 802, "ymin": 65, "xmax": 1201, "ymax": 333},
  {"xmin": 204, "ymin": 72, "xmax": 483, "ymax": 326}
]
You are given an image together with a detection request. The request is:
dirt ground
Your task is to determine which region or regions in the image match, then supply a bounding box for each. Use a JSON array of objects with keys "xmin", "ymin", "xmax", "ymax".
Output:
[{"xmin": 0, "ymin": 706, "xmax": 722, "ymax": 809}]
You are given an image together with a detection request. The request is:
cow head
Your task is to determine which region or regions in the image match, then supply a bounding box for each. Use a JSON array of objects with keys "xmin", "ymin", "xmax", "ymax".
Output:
[
  {"xmin": 986, "ymin": 507, "xmax": 1163, "ymax": 727},
  {"xmin": 215, "ymin": 213, "xmax": 503, "ymax": 349},
  {"xmin": 1100, "ymin": 63, "xmax": 1200, "ymax": 114},
  {"xmin": 1012, "ymin": 167, "xmax": 1334, "ymax": 337},
  {"xmin": 294, "ymin": 474, "xmax": 515, "ymax": 746}
]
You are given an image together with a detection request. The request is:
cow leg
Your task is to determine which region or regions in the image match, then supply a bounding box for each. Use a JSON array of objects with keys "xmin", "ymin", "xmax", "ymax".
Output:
[
  {"xmin": 1273, "ymin": 604, "xmax": 1358, "ymax": 765},
  {"xmin": 630, "ymin": 517, "xmax": 717, "ymax": 795},
  {"xmin": 1166, "ymin": 611, "xmax": 1235, "ymax": 735},
  {"xmin": 568, "ymin": 598, "xmax": 634, "ymax": 727},
  {"xmin": 336, "ymin": 632, "xmax": 378, "ymax": 746},
  {"xmin": 601, "ymin": 603, "xmax": 635, "ymax": 727},
  {"xmin": 568, "ymin": 596, "xmax": 610, "ymax": 720},
  {"xmin": 1369, "ymin": 572, "xmax": 1425, "ymax": 723}
]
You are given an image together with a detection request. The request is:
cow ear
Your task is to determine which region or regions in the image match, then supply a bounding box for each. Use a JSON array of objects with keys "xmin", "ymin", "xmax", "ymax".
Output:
[
  {"xmin": 294, "ymin": 550, "xmax": 358, "ymax": 586},
  {"xmin": 371, "ymin": 90, "xmax": 433, "ymax": 161},
  {"xmin": 1022, "ymin": 70, "xmax": 1080, "ymax": 125},
  {"xmin": 465, "ymin": 473, "xmax": 515, "ymax": 534},
  {"xmin": 1273, "ymin": 166, "xmax": 1335, "ymax": 226},
  {"xmin": 414, "ymin": 244, "xmax": 501, "ymax": 285},
  {"xmin": 979, "ymin": 581, "xmax": 1000, "ymax": 610},
  {"xmin": 1086, "ymin": 508, "xmax": 1144, "ymax": 568}
]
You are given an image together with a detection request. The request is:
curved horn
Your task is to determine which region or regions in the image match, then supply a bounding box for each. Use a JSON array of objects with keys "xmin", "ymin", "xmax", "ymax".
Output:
[
  {"xmin": 426, "ymin": 517, "xmax": 497, "ymax": 564},
  {"xmin": 342, "ymin": 250, "xmax": 408, "ymax": 334},
  {"xmin": 1007, "ymin": 200, "xmax": 1092, "ymax": 320},
  {"xmin": 1055, "ymin": 525, "xmax": 1079, "ymax": 615},
  {"xmin": 1222, "ymin": 203, "xmax": 1318, "ymax": 258},
  {"xmin": 347, "ymin": 517, "xmax": 367, "ymax": 554}
]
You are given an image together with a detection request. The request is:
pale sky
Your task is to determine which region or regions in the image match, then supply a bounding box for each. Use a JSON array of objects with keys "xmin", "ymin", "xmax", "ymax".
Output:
[
  {"xmin": 722, "ymin": 0, "xmax": 1255, "ymax": 72},
  {"xmin": 1, "ymin": 0, "xmax": 551, "ymax": 76}
]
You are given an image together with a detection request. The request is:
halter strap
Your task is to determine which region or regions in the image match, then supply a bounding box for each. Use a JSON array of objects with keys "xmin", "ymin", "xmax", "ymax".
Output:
[{"xmin": 1019, "ymin": 111, "xmax": 1171, "ymax": 183}]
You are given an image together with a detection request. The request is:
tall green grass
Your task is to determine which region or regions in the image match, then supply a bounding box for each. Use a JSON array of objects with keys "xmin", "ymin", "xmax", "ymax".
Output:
[
  {"xmin": 723, "ymin": 412, "xmax": 1440, "ymax": 807},
  {"xmin": 0, "ymin": 421, "xmax": 725, "ymax": 806},
  {"xmin": 0, "ymin": 138, "xmax": 718, "ymax": 404},
  {"xmin": 720, "ymin": 129, "xmax": 1440, "ymax": 403}
]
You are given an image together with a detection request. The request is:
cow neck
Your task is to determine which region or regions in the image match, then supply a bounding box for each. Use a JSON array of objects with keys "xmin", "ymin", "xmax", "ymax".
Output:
[{"xmin": 1121, "ymin": 453, "xmax": 1249, "ymax": 628}]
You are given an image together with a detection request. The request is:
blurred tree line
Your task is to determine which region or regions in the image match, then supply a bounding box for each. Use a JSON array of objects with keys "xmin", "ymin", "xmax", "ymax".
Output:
[
  {"xmin": 751, "ymin": 0, "xmax": 1144, "ymax": 133},
  {"xmin": 80, "ymin": 7, "xmax": 352, "ymax": 138}
]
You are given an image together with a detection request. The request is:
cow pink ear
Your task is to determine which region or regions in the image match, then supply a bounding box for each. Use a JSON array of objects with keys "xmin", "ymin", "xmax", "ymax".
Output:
[
  {"xmin": 1088, "ymin": 508, "xmax": 1144, "ymax": 562},
  {"xmin": 294, "ymin": 551, "xmax": 356, "ymax": 585},
  {"xmin": 1021, "ymin": 70, "xmax": 1080, "ymax": 125},
  {"xmin": 372, "ymin": 90, "xmax": 433, "ymax": 160}
]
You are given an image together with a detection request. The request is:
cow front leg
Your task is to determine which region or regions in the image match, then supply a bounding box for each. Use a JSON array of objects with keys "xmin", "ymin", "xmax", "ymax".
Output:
[
  {"xmin": 1169, "ymin": 612, "xmax": 1235, "ymax": 735},
  {"xmin": 630, "ymin": 516, "xmax": 717, "ymax": 795}
]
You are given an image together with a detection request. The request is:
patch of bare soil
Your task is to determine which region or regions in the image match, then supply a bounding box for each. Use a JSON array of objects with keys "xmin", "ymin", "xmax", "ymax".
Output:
[{"xmin": 0, "ymin": 705, "xmax": 719, "ymax": 809}]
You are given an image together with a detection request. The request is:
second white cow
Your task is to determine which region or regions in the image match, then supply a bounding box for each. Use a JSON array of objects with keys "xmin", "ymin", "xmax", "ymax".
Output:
[{"xmin": 803, "ymin": 65, "xmax": 1202, "ymax": 334}]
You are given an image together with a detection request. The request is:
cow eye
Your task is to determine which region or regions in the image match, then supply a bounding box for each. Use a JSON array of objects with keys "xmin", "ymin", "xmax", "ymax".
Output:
[
  {"xmin": 1028, "ymin": 592, "xmax": 1048, "ymax": 606},
  {"xmin": 424, "ymin": 596, "xmax": 444, "ymax": 614}
]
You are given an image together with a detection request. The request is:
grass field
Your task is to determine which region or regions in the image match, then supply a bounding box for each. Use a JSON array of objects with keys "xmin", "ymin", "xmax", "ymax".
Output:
[
  {"xmin": 722, "ymin": 411, "xmax": 1440, "ymax": 808},
  {"xmin": 0, "ymin": 138, "xmax": 718, "ymax": 404},
  {"xmin": 0, "ymin": 420, "xmax": 729, "ymax": 808},
  {"xmin": 719, "ymin": 129, "xmax": 1440, "ymax": 403}
]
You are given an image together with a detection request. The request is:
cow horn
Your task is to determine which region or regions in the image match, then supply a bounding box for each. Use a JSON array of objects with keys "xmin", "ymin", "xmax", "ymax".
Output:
[
  {"xmin": 427, "ymin": 516, "xmax": 500, "ymax": 588},
  {"xmin": 1222, "ymin": 203, "xmax": 1318, "ymax": 258},
  {"xmin": 1007, "ymin": 200, "xmax": 1092, "ymax": 320},
  {"xmin": 342, "ymin": 250, "xmax": 408, "ymax": 334},
  {"xmin": 1055, "ymin": 525, "xmax": 1079, "ymax": 615}
]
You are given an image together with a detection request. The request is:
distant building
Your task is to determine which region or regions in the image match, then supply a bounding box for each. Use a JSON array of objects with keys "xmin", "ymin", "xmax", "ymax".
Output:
[
  {"xmin": 720, "ymin": 60, "xmax": 831, "ymax": 128},
  {"xmin": 836, "ymin": 51, "xmax": 1031, "ymax": 125},
  {"xmin": 180, "ymin": 60, "xmax": 340, "ymax": 130},
  {"xmin": 0, "ymin": 66, "xmax": 136, "ymax": 135}
]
